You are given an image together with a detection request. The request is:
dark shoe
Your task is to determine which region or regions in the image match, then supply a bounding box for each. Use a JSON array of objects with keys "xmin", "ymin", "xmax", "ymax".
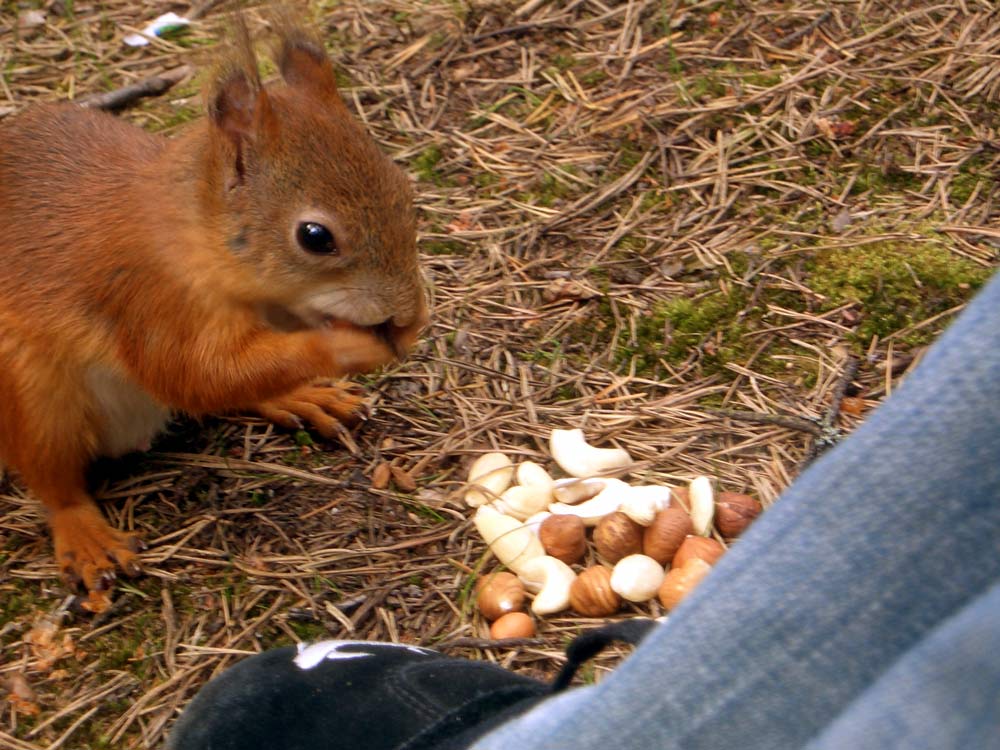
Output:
[{"xmin": 166, "ymin": 619, "xmax": 657, "ymax": 750}]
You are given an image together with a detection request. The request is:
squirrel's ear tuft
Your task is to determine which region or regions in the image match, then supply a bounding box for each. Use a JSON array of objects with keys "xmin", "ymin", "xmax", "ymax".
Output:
[
  {"xmin": 273, "ymin": 23, "xmax": 340, "ymax": 100},
  {"xmin": 206, "ymin": 15, "xmax": 274, "ymax": 147}
]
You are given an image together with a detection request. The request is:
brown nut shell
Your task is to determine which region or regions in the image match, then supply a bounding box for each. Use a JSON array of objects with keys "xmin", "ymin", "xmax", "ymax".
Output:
[
  {"xmin": 642, "ymin": 507, "xmax": 694, "ymax": 565},
  {"xmin": 476, "ymin": 572, "xmax": 526, "ymax": 621},
  {"xmin": 569, "ymin": 565, "xmax": 622, "ymax": 617},
  {"xmin": 489, "ymin": 611, "xmax": 535, "ymax": 639},
  {"xmin": 593, "ymin": 512, "xmax": 643, "ymax": 564},
  {"xmin": 538, "ymin": 514, "xmax": 587, "ymax": 565},
  {"xmin": 670, "ymin": 485, "xmax": 690, "ymax": 509},
  {"xmin": 672, "ymin": 535, "xmax": 725, "ymax": 568},
  {"xmin": 658, "ymin": 558, "xmax": 712, "ymax": 610},
  {"xmin": 715, "ymin": 492, "xmax": 762, "ymax": 539}
]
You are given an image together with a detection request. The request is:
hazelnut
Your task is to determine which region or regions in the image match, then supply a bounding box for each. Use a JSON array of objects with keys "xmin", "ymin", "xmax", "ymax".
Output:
[
  {"xmin": 593, "ymin": 512, "xmax": 643, "ymax": 564},
  {"xmin": 538, "ymin": 514, "xmax": 587, "ymax": 565},
  {"xmin": 672, "ymin": 536, "xmax": 725, "ymax": 568},
  {"xmin": 715, "ymin": 492, "xmax": 761, "ymax": 538},
  {"xmin": 569, "ymin": 566, "xmax": 622, "ymax": 617},
  {"xmin": 489, "ymin": 611, "xmax": 536, "ymax": 639},
  {"xmin": 642, "ymin": 507, "xmax": 693, "ymax": 565},
  {"xmin": 670, "ymin": 485, "xmax": 690, "ymax": 509},
  {"xmin": 475, "ymin": 572, "xmax": 526, "ymax": 622},
  {"xmin": 658, "ymin": 558, "xmax": 712, "ymax": 610}
]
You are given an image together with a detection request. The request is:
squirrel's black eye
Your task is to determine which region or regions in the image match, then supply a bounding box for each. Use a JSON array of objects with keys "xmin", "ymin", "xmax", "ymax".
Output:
[{"xmin": 296, "ymin": 222, "xmax": 337, "ymax": 255}]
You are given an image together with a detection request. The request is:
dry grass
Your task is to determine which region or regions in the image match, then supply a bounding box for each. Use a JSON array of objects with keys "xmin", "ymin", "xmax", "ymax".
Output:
[{"xmin": 1, "ymin": 0, "xmax": 999, "ymax": 747}]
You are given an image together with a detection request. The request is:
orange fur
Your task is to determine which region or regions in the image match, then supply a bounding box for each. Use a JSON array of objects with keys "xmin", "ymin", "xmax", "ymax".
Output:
[{"xmin": 0, "ymin": 22, "xmax": 427, "ymax": 594}]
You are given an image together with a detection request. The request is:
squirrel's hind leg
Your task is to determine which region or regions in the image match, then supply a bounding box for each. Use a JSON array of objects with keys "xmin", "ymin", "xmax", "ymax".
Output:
[{"xmin": 0, "ymin": 355, "xmax": 141, "ymax": 598}]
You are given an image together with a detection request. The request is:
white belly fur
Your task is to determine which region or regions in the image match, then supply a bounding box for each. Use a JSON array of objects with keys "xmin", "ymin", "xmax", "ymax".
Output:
[{"xmin": 86, "ymin": 366, "xmax": 172, "ymax": 457}]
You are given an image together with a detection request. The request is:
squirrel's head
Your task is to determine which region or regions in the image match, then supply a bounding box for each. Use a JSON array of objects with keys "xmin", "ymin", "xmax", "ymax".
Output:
[{"xmin": 203, "ymin": 20, "xmax": 426, "ymax": 356}]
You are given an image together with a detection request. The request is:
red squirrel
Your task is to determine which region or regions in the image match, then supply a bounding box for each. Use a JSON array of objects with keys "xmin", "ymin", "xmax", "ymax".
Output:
[{"xmin": 0, "ymin": 21, "xmax": 427, "ymax": 598}]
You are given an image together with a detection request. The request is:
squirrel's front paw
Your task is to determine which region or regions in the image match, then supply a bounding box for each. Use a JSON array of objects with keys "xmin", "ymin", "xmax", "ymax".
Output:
[
  {"xmin": 50, "ymin": 504, "xmax": 142, "ymax": 607},
  {"xmin": 254, "ymin": 382, "xmax": 368, "ymax": 440}
]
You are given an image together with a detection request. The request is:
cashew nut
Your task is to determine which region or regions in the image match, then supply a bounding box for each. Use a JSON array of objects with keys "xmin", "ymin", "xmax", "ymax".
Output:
[
  {"xmin": 549, "ymin": 428, "xmax": 632, "ymax": 478},
  {"xmin": 517, "ymin": 555, "xmax": 577, "ymax": 615},
  {"xmin": 549, "ymin": 478, "xmax": 631, "ymax": 525},
  {"xmin": 473, "ymin": 505, "xmax": 545, "ymax": 575},
  {"xmin": 552, "ymin": 477, "xmax": 607, "ymax": 505},
  {"xmin": 523, "ymin": 510, "xmax": 552, "ymax": 535},
  {"xmin": 465, "ymin": 452, "xmax": 515, "ymax": 507}
]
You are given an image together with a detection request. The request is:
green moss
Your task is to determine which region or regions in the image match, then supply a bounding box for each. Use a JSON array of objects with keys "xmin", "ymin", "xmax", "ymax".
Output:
[
  {"xmin": 413, "ymin": 145, "xmax": 447, "ymax": 184},
  {"xmin": 851, "ymin": 163, "xmax": 922, "ymax": 195},
  {"xmin": 421, "ymin": 239, "xmax": 466, "ymax": 256},
  {"xmin": 617, "ymin": 289, "xmax": 750, "ymax": 376},
  {"xmin": 286, "ymin": 619, "xmax": 329, "ymax": 642},
  {"xmin": 807, "ymin": 235, "xmax": 991, "ymax": 346},
  {"xmin": 552, "ymin": 53, "xmax": 576, "ymax": 72}
]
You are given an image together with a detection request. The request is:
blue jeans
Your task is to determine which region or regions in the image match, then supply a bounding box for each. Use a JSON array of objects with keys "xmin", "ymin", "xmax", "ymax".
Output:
[{"xmin": 471, "ymin": 271, "xmax": 1000, "ymax": 750}]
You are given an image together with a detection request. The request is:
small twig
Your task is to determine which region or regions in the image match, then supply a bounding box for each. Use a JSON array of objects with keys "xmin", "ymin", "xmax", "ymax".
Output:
[
  {"xmin": 435, "ymin": 636, "xmax": 543, "ymax": 650},
  {"xmin": 188, "ymin": 0, "xmax": 227, "ymax": 21},
  {"xmin": 77, "ymin": 65, "xmax": 193, "ymax": 111},
  {"xmin": 470, "ymin": 22, "xmax": 573, "ymax": 44},
  {"xmin": 774, "ymin": 10, "xmax": 833, "ymax": 49},
  {"xmin": 707, "ymin": 356, "xmax": 862, "ymax": 466},
  {"xmin": 704, "ymin": 407, "xmax": 822, "ymax": 437},
  {"xmin": 821, "ymin": 356, "xmax": 860, "ymax": 428}
]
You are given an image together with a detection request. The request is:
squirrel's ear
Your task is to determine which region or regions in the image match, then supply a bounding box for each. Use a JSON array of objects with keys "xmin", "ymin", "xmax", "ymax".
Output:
[
  {"xmin": 275, "ymin": 31, "xmax": 340, "ymax": 100},
  {"xmin": 207, "ymin": 69, "xmax": 262, "ymax": 145}
]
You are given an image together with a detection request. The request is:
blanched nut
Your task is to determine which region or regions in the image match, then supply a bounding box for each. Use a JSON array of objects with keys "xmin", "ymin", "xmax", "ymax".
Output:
[
  {"xmin": 549, "ymin": 428, "xmax": 632, "ymax": 479},
  {"xmin": 518, "ymin": 555, "xmax": 577, "ymax": 616},
  {"xmin": 610, "ymin": 554, "xmax": 666, "ymax": 603},
  {"xmin": 473, "ymin": 505, "xmax": 545, "ymax": 576},
  {"xmin": 495, "ymin": 484, "xmax": 552, "ymax": 521},
  {"xmin": 549, "ymin": 478, "xmax": 631, "ymax": 525},
  {"xmin": 464, "ymin": 452, "xmax": 515, "ymax": 507},
  {"xmin": 620, "ymin": 485, "xmax": 673, "ymax": 526},
  {"xmin": 516, "ymin": 460, "xmax": 555, "ymax": 491},
  {"xmin": 688, "ymin": 476, "xmax": 715, "ymax": 537}
]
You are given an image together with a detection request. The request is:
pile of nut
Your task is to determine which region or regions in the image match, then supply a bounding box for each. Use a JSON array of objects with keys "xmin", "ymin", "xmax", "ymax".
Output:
[{"xmin": 466, "ymin": 429, "xmax": 762, "ymax": 639}]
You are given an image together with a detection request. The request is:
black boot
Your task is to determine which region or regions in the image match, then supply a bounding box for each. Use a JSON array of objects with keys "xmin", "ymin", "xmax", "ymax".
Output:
[{"xmin": 166, "ymin": 619, "xmax": 657, "ymax": 750}]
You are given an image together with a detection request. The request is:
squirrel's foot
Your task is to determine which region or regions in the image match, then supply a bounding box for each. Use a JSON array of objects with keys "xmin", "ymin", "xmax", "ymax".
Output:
[
  {"xmin": 254, "ymin": 383, "xmax": 369, "ymax": 440},
  {"xmin": 50, "ymin": 503, "xmax": 142, "ymax": 602}
]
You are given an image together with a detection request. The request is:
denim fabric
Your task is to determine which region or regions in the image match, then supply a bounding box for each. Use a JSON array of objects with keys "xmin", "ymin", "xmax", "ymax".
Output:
[
  {"xmin": 806, "ymin": 581, "xmax": 1000, "ymax": 750},
  {"xmin": 471, "ymin": 271, "xmax": 1000, "ymax": 750}
]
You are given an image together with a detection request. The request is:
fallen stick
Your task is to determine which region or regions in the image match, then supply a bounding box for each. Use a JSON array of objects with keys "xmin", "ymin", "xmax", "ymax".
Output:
[{"xmin": 77, "ymin": 64, "xmax": 192, "ymax": 111}]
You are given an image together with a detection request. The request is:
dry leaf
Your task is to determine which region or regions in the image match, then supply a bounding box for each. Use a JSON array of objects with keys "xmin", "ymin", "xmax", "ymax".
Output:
[
  {"xmin": 371, "ymin": 461, "xmax": 392, "ymax": 490},
  {"xmin": 541, "ymin": 278, "xmax": 600, "ymax": 303},
  {"xmin": 390, "ymin": 464, "xmax": 418, "ymax": 492}
]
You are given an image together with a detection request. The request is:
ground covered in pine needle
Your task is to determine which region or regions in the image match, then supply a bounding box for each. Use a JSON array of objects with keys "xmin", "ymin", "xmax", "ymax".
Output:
[{"xmin": 1, "ymin": 1, "xmax": 998, "ymax": 747}]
